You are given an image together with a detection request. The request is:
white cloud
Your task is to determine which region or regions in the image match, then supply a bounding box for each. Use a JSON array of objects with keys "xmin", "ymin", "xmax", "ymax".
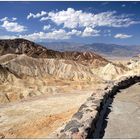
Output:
[
  {"xmin": 1, "ymin": 20, "xmax": 26, "ymax": 32},
  {"xmin": 0, "ymin": 17, "xmax": 26, "ymax": 33},
  {"xmin": 19, "ymin": 29, "xmax": 71, "ymax": 41},
  {"xmin": 82, "ymin": 27, "xmax": 100, "ymax": 37},
  {"xmin": 0, "ymin": 17, "xmax": 8, "ymax": 22},
  {"xmin": 12, "ymin": 17, "xmax": 17, "ymax": 21},
  {"xmin": 67, "ymin": 29, "xmax": 82, "ymax": 36},
  {"xmin": 43, "ymin": 25, "xmax": 51, "ymax": 30},
  {"xmin": 19, "ymin": 32, "xmax": 47, "ymax": 41},
  {"xmin": 114, "ymin": 33, "xmax": 132, "ymax": 39},
  {"xmin": 45, "ymin": 8, "xmax": 140, "ymax": 29},
  {"xmin": 0, "ymin": 27, "xmax": 99, "ymax": 41},
  {"xmin": 45, "ymin": 29, "xmax": 70, "ymax": 40},
  {"xmin": 0, "ymin": 17, "xmax": 17, "ymax": 22},
  {"xmin": 0, "ymin": 35, "xmax": 17, "ymax": 39},
  {"xmin": 27, "ymin": 11, "xmax": 47, "ymax": 19},
  {"xmin": 40, "ymin": 17, "xmax": 49, "ymax": 21},
  {"xmin": 18, "ymin": 28, "xmax": 83, "ymax": 41}
]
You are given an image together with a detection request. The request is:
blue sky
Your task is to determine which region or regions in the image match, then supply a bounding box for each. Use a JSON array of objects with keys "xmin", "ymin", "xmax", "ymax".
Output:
[{"xmin": 0, "ymin": 1, "xmax": 140, "ymax": 45}]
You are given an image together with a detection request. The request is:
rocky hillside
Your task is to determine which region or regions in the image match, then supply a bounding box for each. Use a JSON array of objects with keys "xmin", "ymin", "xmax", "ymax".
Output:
[
  {"xmin": 0, "ymin": 38, "xmax": 129, "ymax": 105},
  {"xmin": 0, "ymin": 39, "xmax": 109, "ymax": 67},
  {"xmin": 2, "ymin": 54, "xmax": 102, "ymax": 81},
  {"xmin": 0, "ymin": 39, "xmax": 129, "ymax": 83}
]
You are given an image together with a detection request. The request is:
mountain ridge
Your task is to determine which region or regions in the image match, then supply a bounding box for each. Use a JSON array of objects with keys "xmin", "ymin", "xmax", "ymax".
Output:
[
  {"xmin": 0, "ymin": 39, "xmax": 108, "ymax": 67},
  {"xmin": 38, "ymin": 42, "xmax": 140, "ymax": 57}
]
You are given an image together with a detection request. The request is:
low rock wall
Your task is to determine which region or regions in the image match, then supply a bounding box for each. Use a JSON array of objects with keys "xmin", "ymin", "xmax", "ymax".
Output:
[{"xmin": 58, "ymin": 75, "xmax": 140, "ymax": 139}]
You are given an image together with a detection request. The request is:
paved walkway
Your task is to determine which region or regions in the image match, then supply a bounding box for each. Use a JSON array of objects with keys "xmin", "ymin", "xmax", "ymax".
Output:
[{"xmin": 103, "ymin": 82, "xmax": 140, "ymax": 138}]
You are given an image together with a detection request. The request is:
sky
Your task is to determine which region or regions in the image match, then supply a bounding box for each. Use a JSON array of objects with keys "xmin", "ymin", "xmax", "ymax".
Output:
[{"xmin": 0, "ymin": 1, "xmax": 140, "ymax": 45}]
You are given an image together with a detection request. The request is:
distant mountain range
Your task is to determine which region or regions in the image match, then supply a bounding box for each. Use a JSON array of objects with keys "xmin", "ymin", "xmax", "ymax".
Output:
[
  {"xmin": 38, "ymin": 42, "xmax": 140, "ymax": 57},
  {"xmin": 39, "ymin": 42, "xmax": 83, "ymax": 52}
]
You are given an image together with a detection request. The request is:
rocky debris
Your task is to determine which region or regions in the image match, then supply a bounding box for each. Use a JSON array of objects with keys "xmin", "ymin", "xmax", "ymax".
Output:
[
  {"xmin": 58, "ymin": 75, "xmax": 140, "ymax": 138},
  {"xmin": 0, "ymin": 39, "xmax": 109, "ymax": 67}
]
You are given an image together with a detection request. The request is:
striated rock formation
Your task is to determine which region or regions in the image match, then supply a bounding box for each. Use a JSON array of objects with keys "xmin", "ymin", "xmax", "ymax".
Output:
[
  {"xmin": 97, "ymin": 63, "xmax": 127, "ymax": 80},
  {"xmin": 0, "ymin": 39, "xmax": 109, "ymax": 67},
  {"xmin": 2, "ymin": 54, "xmax": 102, "ymax": 81}
]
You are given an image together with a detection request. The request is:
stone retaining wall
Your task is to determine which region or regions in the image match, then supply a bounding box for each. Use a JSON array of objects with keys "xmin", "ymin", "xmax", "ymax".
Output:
[{"xmin": 58, "ymin": 75, "xmax": 140, "ymax": 139}]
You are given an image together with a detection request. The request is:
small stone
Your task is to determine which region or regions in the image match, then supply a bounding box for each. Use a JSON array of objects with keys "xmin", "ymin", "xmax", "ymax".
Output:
[
  {"xmin": 79, "ymin": 104, "xmax": 88, "ymax": 111},
  {"xmin": 0, "ymin": 133, "xmax": 5, "ymax": 139},
  {"xmin": 64, "ymin": 120, "xmax": 81, "ymax": 131},
  {"xmin": 70, "ymin": 127, "xmax": 79, "ymax": 133},
  {"xmin": 87, "ymin": 96, "xmax": 95, "ymax": 101},
  {"xmin": 86, "ymin": 109, "xmax": 92, "ymax": 112},
  {"xmin": 73, "ymin": 111, "xmax": 83, "ymax": 119},
  {"xmin": 60, "ymin": 129, "xmax": 64, "ymax": 133},
  {"xmin": 93, "ymin": 99, "xmax": 101, "ymax": 106}
]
